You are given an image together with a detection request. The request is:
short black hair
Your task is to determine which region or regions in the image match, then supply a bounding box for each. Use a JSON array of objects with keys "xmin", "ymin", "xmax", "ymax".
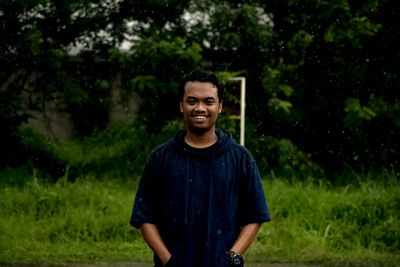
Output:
[{"xmin": 179, "ymin": 69, "xmax": 224, "ymax": 102}]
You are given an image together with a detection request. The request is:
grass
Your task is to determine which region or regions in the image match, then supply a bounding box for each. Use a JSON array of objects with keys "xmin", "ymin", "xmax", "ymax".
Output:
[
  {"xmin": 0, "ymin": 171, "xmax": 150, "ymax": 264},
  {"xmin": 0, "ymin": 168, "xmax": 399, "ymax": 266},
  {"xmin": 248, "ymin": 177, "xmax": 400, "ymax": 266}
]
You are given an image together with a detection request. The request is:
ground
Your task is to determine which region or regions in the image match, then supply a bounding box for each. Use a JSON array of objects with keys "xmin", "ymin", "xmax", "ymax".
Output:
[{"xmin": 5, "ymin": 263, "xmax": 322, "ymax": 267}]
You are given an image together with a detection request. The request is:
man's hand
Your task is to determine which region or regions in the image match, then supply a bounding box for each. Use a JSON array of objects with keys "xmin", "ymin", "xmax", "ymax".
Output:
[
  {"xmin": 230, "ymin": 222, "xmax": 262, "ymax": 255},
  {"xmin": 140, "ymin": 223, "xmax": 171, "ymax": 266}
]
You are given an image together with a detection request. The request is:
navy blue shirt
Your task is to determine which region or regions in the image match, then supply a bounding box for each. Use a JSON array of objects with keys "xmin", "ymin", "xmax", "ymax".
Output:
[{"xmin": 130, "ymin": 129, "xmax": 270, "ymax": 267}]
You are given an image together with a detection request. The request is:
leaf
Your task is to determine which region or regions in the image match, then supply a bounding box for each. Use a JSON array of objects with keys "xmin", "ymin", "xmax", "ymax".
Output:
[
  {"xmin": 269, "ymin": 97, "xmax": 293, "ymax": 114},
  {"xmin": 344, "ymin": 98, "xmax": 377, "ymax": 127},
  {"xmin": 279, "ymin": 85, "xmax": 294, "ymax": 97},
  {"xmin": 131, "ymin": 75, "xmax": 157, "ymax": 94}
]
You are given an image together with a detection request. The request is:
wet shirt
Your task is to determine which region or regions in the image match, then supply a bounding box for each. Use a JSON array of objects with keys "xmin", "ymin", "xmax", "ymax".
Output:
[{"xmin": 130, "ymin": 129, "xmax": 270, "ymax": 267}]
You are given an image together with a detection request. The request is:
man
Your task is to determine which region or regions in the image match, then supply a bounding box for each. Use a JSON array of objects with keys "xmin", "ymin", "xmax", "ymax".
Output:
[{"xmin": 130, "ymin": 69, "xmax": 270, "ymax": 267}]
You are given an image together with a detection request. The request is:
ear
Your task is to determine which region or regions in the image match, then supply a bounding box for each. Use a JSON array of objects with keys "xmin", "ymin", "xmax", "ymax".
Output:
[
  {"xmin": 180, "ymin": 101, "xmax": 183, "ymax": 113},
  {"xmin": 218, "ymin": 101, "xmax": 223, "ymax": 113}
]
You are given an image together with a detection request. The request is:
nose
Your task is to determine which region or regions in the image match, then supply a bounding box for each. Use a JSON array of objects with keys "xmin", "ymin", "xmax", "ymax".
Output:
[{"xmin": 194, "ymin": 102, "xmax": 206, "ymax": 112}]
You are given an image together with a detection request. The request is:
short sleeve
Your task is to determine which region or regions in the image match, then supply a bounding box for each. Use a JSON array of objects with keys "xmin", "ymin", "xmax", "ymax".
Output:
[
  {"xmin": 130, "ymin": 158, "xmax": 159, "ymax": 228},
  {"xmin": 237, "ymin": 159, "xmax": 270, "ymax": 226}
]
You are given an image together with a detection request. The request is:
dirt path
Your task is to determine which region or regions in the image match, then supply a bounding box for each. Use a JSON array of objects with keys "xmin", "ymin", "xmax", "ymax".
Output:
[{"xmin": 4, "ymin": 263, "xmax": 321, "ymax": 267}]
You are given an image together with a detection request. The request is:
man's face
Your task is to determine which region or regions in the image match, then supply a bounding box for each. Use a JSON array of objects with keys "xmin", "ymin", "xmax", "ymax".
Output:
[{"xmin": 180, "ymin": 81, "xmax": 222, "ymax": 133}]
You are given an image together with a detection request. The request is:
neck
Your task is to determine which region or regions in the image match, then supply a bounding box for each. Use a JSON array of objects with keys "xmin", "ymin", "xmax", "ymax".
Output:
[{"xmin": 184, "ymin": 127, "xmax": 218, "ymax": 148}]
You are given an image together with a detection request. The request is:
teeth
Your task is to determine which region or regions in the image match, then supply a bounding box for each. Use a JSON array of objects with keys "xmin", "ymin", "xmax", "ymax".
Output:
[{"xmin": 194, "ymin": 115, "xmax": 206, "ymax": 119}]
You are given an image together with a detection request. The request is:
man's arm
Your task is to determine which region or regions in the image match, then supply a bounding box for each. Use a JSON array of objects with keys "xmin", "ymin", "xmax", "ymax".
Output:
[
  {"xmin": 230, "ymin": 223, "xmax": 262, "ymax": 255},
  {"xmin": 140, "ymin": 223, "xmax": 171, "ymax": 266}
]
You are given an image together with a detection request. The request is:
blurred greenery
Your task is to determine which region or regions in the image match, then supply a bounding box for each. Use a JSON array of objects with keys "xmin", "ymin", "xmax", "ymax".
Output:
[
  {"xmin": 12, "ymin": 120, "xmax": 185, "ymax": 181},
  {"xmin": 9, "ymin": 118, "xmax": 323, "ymax": 181},
  {"xmin": 2, "ymin": 0, "xmax": 399, "ymax": 178}
]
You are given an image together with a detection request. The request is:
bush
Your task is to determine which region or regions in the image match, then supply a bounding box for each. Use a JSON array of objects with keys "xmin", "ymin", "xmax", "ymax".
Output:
[
  {"xmin": 11, "ymin": 119, "xmax": 185, "ymax": 181},
  {"xmin": 247, "ymin": 134, "xmax": 324, "ymax": 179}
]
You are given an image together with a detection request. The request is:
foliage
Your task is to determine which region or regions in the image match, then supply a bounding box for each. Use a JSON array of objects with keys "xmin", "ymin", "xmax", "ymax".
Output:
[
  {"xmin": 247, "ymin": 134, "xmax": 324, "ymax": 179},
  {"xmin": 13, "ymin": 117, "xmax": 320, "ymax": 180},
  {"xmin": 250, "ymin": 0, "xmax": 400, "ymax": 175},
  {"xmin": 14, "ymin": 120, "xmax": 184, "ymax": 181},
  {"xmin": 0, "ymin": 0, "xmax": 192, "ymax": 158},
  {"xmin": 126, "ymin": 36, "xmax": 203, "ymax": 132},
  {"xmin": 1, "ymin": 0, "xmax": 400, "ymax": 178},
  {"xmin": 0, "ymin": 172, "xmax": 399, "ymax": 265}
]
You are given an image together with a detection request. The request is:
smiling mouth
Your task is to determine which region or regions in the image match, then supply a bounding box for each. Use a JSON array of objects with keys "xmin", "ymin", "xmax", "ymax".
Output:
[{"xmin": 193, "ymin": 115, "xmax": 208, "ymax": 119}]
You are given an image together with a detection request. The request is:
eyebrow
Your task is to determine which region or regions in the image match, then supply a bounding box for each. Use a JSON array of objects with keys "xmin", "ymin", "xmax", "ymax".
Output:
[{"xmin": 186, "ymin": 96, "xmax": 216, "ymax": 101}]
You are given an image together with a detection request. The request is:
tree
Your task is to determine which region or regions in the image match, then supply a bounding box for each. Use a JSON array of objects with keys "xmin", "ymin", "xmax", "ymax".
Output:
[
  {"xmin": 1, "ymin": 0, "xmax": 399, "ymax": 177},
  {"xmin": 255, "ymin": 0, "xmax": 399, "ymax": 175},
  {"xmin": 0, "ymin": 0, "xmax": 193, "ymax": 165}
]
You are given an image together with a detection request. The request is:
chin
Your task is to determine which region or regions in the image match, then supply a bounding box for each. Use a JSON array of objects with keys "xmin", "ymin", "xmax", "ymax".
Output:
[{"xmin": 188, "ymin": 125, "xmax": 213, "ymax": 134}]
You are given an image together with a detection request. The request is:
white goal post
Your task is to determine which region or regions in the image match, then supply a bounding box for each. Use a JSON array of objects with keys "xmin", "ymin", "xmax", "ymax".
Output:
[{"xmin": 229, "ymin": 77, "xmax": 246, "ymax": 146}]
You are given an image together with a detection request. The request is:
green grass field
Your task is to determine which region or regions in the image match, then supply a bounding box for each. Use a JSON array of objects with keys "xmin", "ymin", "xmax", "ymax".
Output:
[{"xmin": 0, "ymin": 169, "xmax": 399, "ymax": 266}]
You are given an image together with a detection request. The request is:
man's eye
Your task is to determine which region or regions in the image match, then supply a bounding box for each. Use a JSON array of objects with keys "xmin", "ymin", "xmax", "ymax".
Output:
[
  {"xmin": 187, "ymin": 100, "xmax": 196, "ymax": 105},
  {"xmin": 206, "ymin": 101, "xmax": 215, "ymax": 105}
]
